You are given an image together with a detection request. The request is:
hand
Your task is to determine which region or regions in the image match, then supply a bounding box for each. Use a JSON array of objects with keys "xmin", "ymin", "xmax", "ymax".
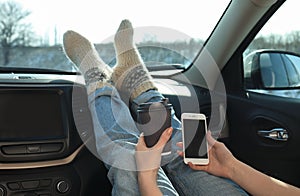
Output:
[
  {"xmin": 135, "ymin": 127, "xmax": 173, "ymax": 172},
  {"xmin": 177, "ymin": 131, "xmax": 237, "ymax": 179},
  {"xmin": 135, "ymin": 129, "xmax": 172, "ymax": 196}
]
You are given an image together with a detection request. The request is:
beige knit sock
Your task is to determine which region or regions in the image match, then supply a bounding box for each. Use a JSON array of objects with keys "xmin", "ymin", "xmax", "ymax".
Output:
[
  {"xmin": 112, "ymin": 19, "xmax": 157, "ymax": 102},
  {"xmin": 63, "ymin": 30, "xmax": 113, "ymax": 95}
]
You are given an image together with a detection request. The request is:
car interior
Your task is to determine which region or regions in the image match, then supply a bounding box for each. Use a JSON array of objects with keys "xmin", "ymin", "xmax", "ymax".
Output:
[{"xmin": 0, "ymin": 0, "xmax": 299, "ymax": 195}]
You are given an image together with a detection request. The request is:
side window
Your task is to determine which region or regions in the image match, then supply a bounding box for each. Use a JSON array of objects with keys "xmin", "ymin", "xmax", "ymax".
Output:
[
  {"xmin": 243, "ymin": 0, "xmax": 300, "ymax": 98},
  {"xmin": 282, "ymin": 54, "xmax": 300, "ymax": 86}
]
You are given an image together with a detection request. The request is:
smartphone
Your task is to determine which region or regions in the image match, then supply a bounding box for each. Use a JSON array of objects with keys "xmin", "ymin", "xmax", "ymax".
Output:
[{"xmin": 181, "ymin": 113, "xmax": 209, "ymax": 165}]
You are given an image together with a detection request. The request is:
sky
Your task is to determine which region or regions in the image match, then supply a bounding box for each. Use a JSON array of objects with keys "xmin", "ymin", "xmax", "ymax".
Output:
[
  {"xmin": 2, "ymin": 0, "xmax": 300, "ymax": 45},
  {"xmin": 14, "ymin": 0, "xmax": 230, "ymax": 44},
  {"xmin": 258, "ymin": 0, "xmax": 300, "ymax": 37}
]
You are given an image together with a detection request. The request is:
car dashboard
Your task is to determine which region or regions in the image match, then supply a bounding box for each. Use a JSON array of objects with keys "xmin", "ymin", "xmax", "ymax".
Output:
[
  {"xmin": 0, "ymin": 73, "xmax": 111, "ymax": 196},
  {"xmin": 0, "ymin": 72, "xmax": 228, "ymax": 196}
]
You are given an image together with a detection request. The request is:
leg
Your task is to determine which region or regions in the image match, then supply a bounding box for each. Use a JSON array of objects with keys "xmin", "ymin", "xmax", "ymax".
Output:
[
  {"xmin": 112, "ymin": 20, "xmax": 248, "ymax": 196},
  {"xmin": 89, "ymin": 86, "xmax": 178, "ymax": 196},
  {"xmin": 63, "ymin": 30, "xmax": 178, "ymax": 196}
]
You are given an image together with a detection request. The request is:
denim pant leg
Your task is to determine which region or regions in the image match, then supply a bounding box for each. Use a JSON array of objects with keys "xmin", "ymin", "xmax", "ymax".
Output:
[
  {"xmin": 131, "ymin": 90, "xmax": 248, "ymax": 196},
  {"xmin": 88, "ymin": 86, "xmax": 178, "ymax": 196}
]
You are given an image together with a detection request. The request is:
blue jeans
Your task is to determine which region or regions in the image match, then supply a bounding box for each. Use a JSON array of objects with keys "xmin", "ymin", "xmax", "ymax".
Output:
[{"xmin": 88, "ymin": 86, "xmax": 248, "ymax": 196}]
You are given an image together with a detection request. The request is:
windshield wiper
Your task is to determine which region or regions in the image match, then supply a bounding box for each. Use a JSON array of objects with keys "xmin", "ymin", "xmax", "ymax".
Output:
[
  {"xmin": 147, "ymin": 64, "xmax": 186, "ymax": 72},
  {"xmin": 0, "ymin": 67, "xmax": 80, "ymax": 75}
]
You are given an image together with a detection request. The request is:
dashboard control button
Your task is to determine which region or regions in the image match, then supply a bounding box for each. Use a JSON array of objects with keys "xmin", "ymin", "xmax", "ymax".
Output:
[
  {"xmin": 26, "ymin": 145, "xmax": 41, "ymax": 153},
  {"xmin": 40, "ymin": 143, "xmax": 63, "ymax": 153},
  {"xmin": 39, "ymin": 179, "xmax": 52, "ymax": 187},
  {"xmin": 56, "ymin": 180, "xmax": 69, "ymax": 193},
  {"xmin": 21, "ymin": 180, "xmax": 39, "ymax": 189},
  {"xmin": 2, "ymin": 145, "xmax": 26, "ymax": 155},
  {"xmin": 0, "ymin": 185, "xmax": 6, "ymax": 196},
  {"xmin": 7, "ymin": 182, "xmax": 20, "ymax": 190}
]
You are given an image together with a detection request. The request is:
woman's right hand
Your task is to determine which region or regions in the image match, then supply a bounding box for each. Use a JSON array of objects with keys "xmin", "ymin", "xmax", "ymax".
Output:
[
  {"xmin": 135, "ymin": 127, "xmax": 173, "ymax": 172},
  {"xmin": 135, "ymin": 127, "xmax": 172, "ymax": 196}
]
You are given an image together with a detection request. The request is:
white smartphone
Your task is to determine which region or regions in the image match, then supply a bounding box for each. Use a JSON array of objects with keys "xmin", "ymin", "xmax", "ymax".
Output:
[{"xmin": 181, "ymin": 113, "xmax": 209, "ymax": 165}]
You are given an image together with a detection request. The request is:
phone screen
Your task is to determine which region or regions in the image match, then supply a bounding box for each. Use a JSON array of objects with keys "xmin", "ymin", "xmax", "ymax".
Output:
[{"xmin": 183, "ymin": 119, "xmax": 208, "ymax": 158}]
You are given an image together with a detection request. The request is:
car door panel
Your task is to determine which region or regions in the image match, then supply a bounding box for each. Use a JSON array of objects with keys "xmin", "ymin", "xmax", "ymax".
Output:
[{"xmin": 227, "ymin": 91, "xmax": 300, "ymax": 186}]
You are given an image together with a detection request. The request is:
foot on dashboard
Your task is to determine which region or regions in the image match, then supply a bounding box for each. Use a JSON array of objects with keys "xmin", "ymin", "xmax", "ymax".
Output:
[
  {"xmin": 63, "ymin": 30, "xmax": 113, "ymax": 94},
  {"xmin": 112, "ymin": 19, "xmax": 157, "ymax": 103}
]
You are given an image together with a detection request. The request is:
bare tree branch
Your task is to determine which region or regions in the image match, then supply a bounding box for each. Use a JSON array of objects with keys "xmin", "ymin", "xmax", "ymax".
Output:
[{"xmin": 0, "ymin": 0, "xmax": 35, "ymax": 65}]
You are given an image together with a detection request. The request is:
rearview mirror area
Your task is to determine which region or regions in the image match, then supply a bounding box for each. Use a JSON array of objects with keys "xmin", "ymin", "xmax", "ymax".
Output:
[{"xmin": 244, "ymin": 50, "xmax": 300, "ymax": 89}]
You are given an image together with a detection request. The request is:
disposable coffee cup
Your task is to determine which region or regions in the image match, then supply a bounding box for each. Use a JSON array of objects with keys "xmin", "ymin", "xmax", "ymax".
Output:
[{"xmin": 137, "ymin": 98, "xmax": 172, "ymax": 156}]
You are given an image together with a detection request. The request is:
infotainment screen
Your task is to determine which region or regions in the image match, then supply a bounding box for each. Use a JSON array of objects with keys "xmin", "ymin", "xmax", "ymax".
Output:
[{"xmin": 0, "ymin": 89, "xmax": 66, "ymax": 141}]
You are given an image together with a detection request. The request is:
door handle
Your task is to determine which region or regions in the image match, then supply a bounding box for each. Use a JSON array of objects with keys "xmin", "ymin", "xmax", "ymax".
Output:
[{"xmin": 257, "ymin": 128, "xmax": 289, "ymax": 141}]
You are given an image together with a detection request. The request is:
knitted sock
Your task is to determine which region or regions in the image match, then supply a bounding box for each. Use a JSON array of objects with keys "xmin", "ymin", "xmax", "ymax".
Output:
[
  {"xmin": 63, "ymin": 30, "xmax": 113, "ymax": 95},
  {"xmin": 112, "ymin": 19, "xmax": 157, "ymax": 102}
]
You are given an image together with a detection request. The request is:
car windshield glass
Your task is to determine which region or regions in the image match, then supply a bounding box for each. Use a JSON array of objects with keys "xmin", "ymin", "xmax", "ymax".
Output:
[{"xmin": 0, "ymin": 0, "xmax": 230, "ymax": 73}]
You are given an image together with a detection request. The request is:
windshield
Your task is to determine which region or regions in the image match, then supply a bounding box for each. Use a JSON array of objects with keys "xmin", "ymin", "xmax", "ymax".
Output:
[{"xmin": 0, "ymin": 0, "xmax": 230, "ymax": 73}]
